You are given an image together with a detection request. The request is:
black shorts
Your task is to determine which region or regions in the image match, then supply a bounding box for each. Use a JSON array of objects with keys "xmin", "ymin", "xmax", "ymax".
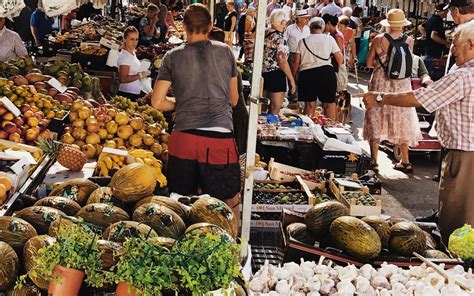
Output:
[
  {"xmin": 167, "ymin": 130, "xmax": 241, "ymax": 201},
  {"xmin": 298, "ymin": 65, "xmax": 337, "ymax": 103},
  {"xmin": 262, "ymin": 69, "xmax": 287, "ymax": 92}
]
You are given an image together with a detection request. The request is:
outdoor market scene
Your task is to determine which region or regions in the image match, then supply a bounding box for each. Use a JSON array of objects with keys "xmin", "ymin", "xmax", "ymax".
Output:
[{"xmin": 0, "ymin": 0, "xmax": 472, "ymax": 295}]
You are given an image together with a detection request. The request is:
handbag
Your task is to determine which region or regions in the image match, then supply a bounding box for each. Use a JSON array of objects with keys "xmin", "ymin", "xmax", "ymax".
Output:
[{"xmin": 303, "ymin": 38, "xmax": 348, "ymax": 91}]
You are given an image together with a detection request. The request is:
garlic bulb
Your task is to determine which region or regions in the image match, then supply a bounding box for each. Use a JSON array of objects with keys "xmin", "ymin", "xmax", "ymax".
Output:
[
  {"xmin": 249, "ymin": 278, "xmax": 266, "ymax": 292},
  {"xmin": 390, "ymin": 273, "xmax": 409, "ymax": 285},
  {"xmin": 337, "ymin": 265, "xmax": 358, "ymax": 282},
  {"xmin": 284, "ymin": 262, "xmax": 300, "ymax": 275},
  {"xmin": 360, "ymin": 264, "xmax": 374, "ymax": 279},
  {"xmin": 336, "ymin": 280, "xmax": 356, "ymax": 296},
  {"xmin": 307, "ymin": 292, "xmax": 321, "ymax": 296},
  {"xmin": 371, "ymin": 275, "xmax": 391, "ymax": 290},
  {"xmin": 421, "ymin": 285, "xmax": 441, "ymax": 296},
  {"xmin": 276, "ymin": 280, "xmax": 290, "ymax": 295},
  {"xmin": 320, "ymin": 278, "xmax": 336, "ymax": 294},
  {"xmin": 423, "ymin": 273, "xmax": 445, "ymax": 290},
  {"xmin": 355, "ymin": 276, "xmax": 371, "ymax": 293}
]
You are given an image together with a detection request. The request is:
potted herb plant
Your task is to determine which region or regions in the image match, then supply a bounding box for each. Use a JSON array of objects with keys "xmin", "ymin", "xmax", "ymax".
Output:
[
  {"xmin": 17, "ymin": 222, "xmax": 108, "ymax": 296},
  {"xmin": 111, "ymin": 236, "xmax": 178, "ymax": 296},
  {"xmin": 171, "ymin": 229, "xmax": 243, "ymax": 296}
]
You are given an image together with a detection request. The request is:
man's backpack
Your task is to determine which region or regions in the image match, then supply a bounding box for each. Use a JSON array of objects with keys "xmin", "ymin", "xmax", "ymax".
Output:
[{"xmin": 378, "ymin": 33, "xmax": 413, "ymax": 79}]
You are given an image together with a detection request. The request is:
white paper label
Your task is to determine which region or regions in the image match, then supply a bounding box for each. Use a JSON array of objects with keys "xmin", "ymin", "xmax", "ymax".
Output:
[
  {"xmin": 139, "ymin": 59, "xmax": 151, "ymax": 72},
  {"xmin": 96, "ymin": 28, "xmax": 106, "ymax": 35},
  {"xmin": 0, "ymin": 97, "xmax": 21, "ymax": 117},
  {"xmin": 100, "ymin": 37, "xmax": 120, "ymax": 50},
  {"xmin": 5, "ymin": 149, "xmax": 37, "ymax": 165},
  {"xmin": 47, "ymin": 78, "xmax": 67, "ymax": 93},
  {"xmin": 80, "ymin": 42, "xmax": 100, "ymax": 49},
  {"xmin": 102, "ymin": 147, "xmax": 128, "ymax": 156},
  {"xmin": 10, "ymin": 158, "xmax": 29, "ymax": 175}
]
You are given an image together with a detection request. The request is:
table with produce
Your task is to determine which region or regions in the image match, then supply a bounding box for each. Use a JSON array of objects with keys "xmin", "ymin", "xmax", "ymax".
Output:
[{"xmin": 0, "ymin": 8, "xmax": 473, "ymax": 296}]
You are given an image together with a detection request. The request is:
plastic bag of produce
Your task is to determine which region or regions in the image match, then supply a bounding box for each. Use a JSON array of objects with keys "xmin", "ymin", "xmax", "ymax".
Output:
[
  {"xmin": 41, "ymin": 0, "xmax": 78, "ymax": 17},
  {"xmin": 448, "ymin": 224, "xmax": 474, "ymax": 260}
]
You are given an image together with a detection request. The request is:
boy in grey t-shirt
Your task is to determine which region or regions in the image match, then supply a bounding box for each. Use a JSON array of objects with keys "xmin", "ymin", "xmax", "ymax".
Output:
[{"xmin": 151, "ymin": 4, "xmax": 241, "ymax": 218}]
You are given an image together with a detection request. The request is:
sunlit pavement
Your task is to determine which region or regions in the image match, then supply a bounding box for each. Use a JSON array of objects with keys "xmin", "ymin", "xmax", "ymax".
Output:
[{"xmin": 347, "ymin": 72, "xmax": 439, "ymax": 220}]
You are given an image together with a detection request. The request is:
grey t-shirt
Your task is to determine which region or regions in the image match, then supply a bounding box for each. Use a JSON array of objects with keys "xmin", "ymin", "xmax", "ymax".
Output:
[{"xmin": 157, "ymin": 40, "xmax": 238, "ymax": 131}]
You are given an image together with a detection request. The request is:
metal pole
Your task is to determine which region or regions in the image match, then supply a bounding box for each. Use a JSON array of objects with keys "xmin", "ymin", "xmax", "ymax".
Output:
[
  {"xmin": 240, "ymin": 0, "xmax": 267, "ymax": 258},
  {"xmin": 210, "ymin": 0, "xmax": 215, "ymax": 23}
]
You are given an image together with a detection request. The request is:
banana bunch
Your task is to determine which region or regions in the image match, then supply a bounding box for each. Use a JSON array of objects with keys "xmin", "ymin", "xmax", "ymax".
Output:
[
  {"xmin": 97, "ymin": 152, "xmax": 126, "ymax": 177},
  {"xmin": 129, "ymin": 149, "xmax": 167, "ymax": 187}
]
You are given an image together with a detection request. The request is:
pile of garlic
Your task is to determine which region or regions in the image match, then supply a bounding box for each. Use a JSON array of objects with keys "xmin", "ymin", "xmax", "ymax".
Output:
[{"xmin": 249, "ymin": 259, "xmax": 474, "ymax": 296}]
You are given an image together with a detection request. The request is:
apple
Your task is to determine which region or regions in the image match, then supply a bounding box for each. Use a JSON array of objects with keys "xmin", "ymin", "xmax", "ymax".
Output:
[
  {"xmin": 72, "ymin": 119, "xmax": 85, "ymax": 128},
  {"xmin": 20, "ymin": 104, "xmax": 32, "ymax": 113},
  {"xmin": 25, "ymin": 128, "xmax": 39, "ymax": 141},
  {"xmin": 13, "ymin": 118, "xmax": 24, "ymax": 127},
  {"xmin": 0, "ymin": 131, "xmax": 8, "ymax": 139},
  {"xmin": 40, "ymin": 130, "xmax": 51, "ymax": 139},
  {"xmin": 86, "ymin": 117, "xmax": 99, "ymax": 126},
  {"xmin": 3, "ymin": 122, "xmax": 18, "ymax": 134},
  {"xmin": 3, "ymin": 113, "xmax": 14, "ymax": 121},
  {"xmin": 28, "ymin": 117, "xmax": 39, "ymax": 127},
  {"xmin": 86, "ymin": 122, "xmax": 100, "ymax": 133},
  {"xmin": 23, "ymin": 110, "xmax": 34, "ymax": 118},
  {"xmin": 0, "ymin": 107, "xmax": 7, "ymax": 116},
  {"xmin": 9, "ymin": 132, "xmax": 21, "ymax": 143}
]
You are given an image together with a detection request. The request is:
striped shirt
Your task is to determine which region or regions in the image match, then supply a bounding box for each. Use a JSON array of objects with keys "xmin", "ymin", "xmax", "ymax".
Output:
[{"xmin": 415, "ymin": 60, "xmax": 474, "ymax": 151}]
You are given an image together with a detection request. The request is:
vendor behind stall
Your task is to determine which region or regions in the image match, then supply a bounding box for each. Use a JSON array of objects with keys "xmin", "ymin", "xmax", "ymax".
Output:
[
  {"xmin": 356, "ymin": 21, "xmax": 474, "ymax": 244},
  {"xmin": 30, "ymin": 4, "xmax": 53, "ymax": 46},
  {"xmin": 0, "ymin": 17, "xmax": 28, "ymax": 62},
  {"xmin": 117, "ymin": 26, "xmax": 150, "ymax": 101},
  {"xmin": 139, "ymin": 4, "xmax": 161, "ymax": 45},
  {"xmin": 151, "ymin": 4, "xmax": 240, "ymax": 215}
]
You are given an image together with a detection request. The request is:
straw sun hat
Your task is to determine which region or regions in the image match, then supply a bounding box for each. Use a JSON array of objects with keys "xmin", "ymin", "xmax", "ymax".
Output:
[{"xmin": 380, "ymin": 9, "xmax": 411, "ymax": 27}]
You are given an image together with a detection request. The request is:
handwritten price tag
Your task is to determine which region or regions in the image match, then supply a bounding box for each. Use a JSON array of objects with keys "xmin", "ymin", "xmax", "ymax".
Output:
[
  {"xmin": 47, "ymin": 78, "xmax": 67, "ymax": 93},
  {"xmin": 0, "ymin": 96, "xmax": 21, "ymax": 117},
  {"xmin": 100, "ymin": 37, "xmax": 120, "ymax": 51}
]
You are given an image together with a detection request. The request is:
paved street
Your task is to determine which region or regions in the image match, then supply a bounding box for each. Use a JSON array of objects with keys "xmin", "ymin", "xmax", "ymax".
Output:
[{"xmin": 346, "ymin": 72, "xmax": 439, "ymax": 220}]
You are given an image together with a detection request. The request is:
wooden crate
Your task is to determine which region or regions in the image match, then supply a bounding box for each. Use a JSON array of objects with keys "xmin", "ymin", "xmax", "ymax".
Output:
[
  {"xmin": 268, "ymin": 158, "xmax": 312, "ymax": 182},
  {"xmin": 328, "ymin": 175, "xmax": 382, "ymax": 217}
]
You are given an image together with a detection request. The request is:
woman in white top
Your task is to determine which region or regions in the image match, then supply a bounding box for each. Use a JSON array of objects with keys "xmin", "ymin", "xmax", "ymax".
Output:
[
  {"xmin": 117, "ymin": 26, "xmax": 150, "ymax": 101},
  {"xmin": 291, "ymin": 17, "xmax": 343, "ymax": 118}
]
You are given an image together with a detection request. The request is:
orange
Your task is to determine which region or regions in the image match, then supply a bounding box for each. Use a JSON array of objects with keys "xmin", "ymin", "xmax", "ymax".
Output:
[{"xmin": 0, "ymin": 177, "xmax": 11, "ymax": 191}]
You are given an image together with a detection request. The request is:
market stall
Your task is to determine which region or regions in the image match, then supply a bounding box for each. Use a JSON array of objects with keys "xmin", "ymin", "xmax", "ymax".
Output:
[{"xmin": 0, "ymin": 0, "xmax": 473, "ymax": 295}]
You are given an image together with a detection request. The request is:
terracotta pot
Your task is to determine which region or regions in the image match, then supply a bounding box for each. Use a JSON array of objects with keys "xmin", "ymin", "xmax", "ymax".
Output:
[
  {"xmin": 48, "ymin": 265, "xmax": 84, "ymax": 296},
  {"xmin": 116, "ymin": 282, "xmax": 137, "ymax": 296}
]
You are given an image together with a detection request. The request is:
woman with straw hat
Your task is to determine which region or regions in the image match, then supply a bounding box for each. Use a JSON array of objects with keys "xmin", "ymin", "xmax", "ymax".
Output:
[{"xmin": 363, "ymin": 9, "xmax": 422, "ymax": 174}]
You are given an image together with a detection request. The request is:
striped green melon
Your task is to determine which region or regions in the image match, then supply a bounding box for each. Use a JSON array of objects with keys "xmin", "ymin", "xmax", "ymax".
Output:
[
  {"xmin": 389, "ymin": 222, "xmax": 428, "ymax": 256},
  {"xmin": 305, "ymin": 201, "xmax": 349, "ymax": 238},
  {"xmin": 330, "ymin": 216, "xmax": 382, "ymax": 259},
  {"xmin": 133, "ymin": 203, "xmax": 185, "ymax": 239},
  {"xmin": 189, "ymin": 197, "xmax": 238, "ymax": 238}
]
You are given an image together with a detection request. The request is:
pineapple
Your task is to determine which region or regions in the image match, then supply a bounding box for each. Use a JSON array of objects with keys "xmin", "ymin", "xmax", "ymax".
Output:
[{"xmin": 37, "ymin": 138, "xmax": 87, "ymax": 171}]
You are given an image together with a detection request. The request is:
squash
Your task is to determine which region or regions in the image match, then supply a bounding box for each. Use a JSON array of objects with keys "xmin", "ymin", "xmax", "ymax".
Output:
[
  {"xmin": 0, "ymin": 242, "xmax": 19, "ymax": 290},
  {"xmin": 133, "ymin": 203, "xmax": 185, "ymax": 239},
  {"xmin": 361, "ymin": 216, "xmax": 391, "ymax": 249},
  {"xmin": 103, "ymin": 221, "xmax": 158, "ymax": 243},
  {"xmin": 49, "ymin": 179, "xmax": 99, "ymax": 206},
  {"xmin": 330, "ymin": 216, "xmax": 382, "ymax": 259},
  {"xmin": 133, "ymin": 196, "xmax": 189, "ymax": 222},
  {"xmin": 76, "ymin": 203, "xmax": 130, "ymax": 228},
  {"xmin": 109, "ymin": 163, "xmax": 157, "ymax": 203},
  {"xmin": 304, "ymin": 201, "xmax": 349, "ymax": 238},
  {"xmin": 389, "ymin": 222, "xmax": 428, "ymax": 256},
  {"xmin": 86, "ymin": 187, "xmax": 124, "ymax": 209},
  {"xmin": 185, "ymin": 223, "xmax": 228, "ymax": 236},
  {"xmin": 48, "ymin": 216, "xmax": 81, "ymax": 238},
  {"xmin": 189, "ymin": 197, "xmax": 238, "ymax": 238},
  {"xmin": 23, "ymin": 235, "xmax": 56, "ymax": 290},
  {"xmin": 96, "ymin": 240, "xmax": 124, "ymax": 270},
  {"xmin": 34, "ymin": 196, "xmax": 81, "ymax": 216},
  {"xmin": 15, "ymin": 206, "xmax": 66, "ymax": 234},
  {"xmin": 0, "ymin": 217, "xmax": 37, "ymax": 252},
  {"xmin": 286, "ymin": 223, "xmax": 315, "ymax": 245}
]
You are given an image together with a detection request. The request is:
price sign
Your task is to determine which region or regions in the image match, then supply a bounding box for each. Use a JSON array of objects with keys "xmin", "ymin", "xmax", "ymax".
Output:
[
  {"xmin": 102, "ymin": 147, "xmax": 128, "ymax": 156},
  {"xmin": 0, "ymin": 97, "xmax": 21, "ymax": 117},
  {"xmin": 100, "ymin": 37, "xmax": 120, "ymax": 51},
  {"xmin": 47, "ymin": 78, "xmax": 67, "ymax": 93}
]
